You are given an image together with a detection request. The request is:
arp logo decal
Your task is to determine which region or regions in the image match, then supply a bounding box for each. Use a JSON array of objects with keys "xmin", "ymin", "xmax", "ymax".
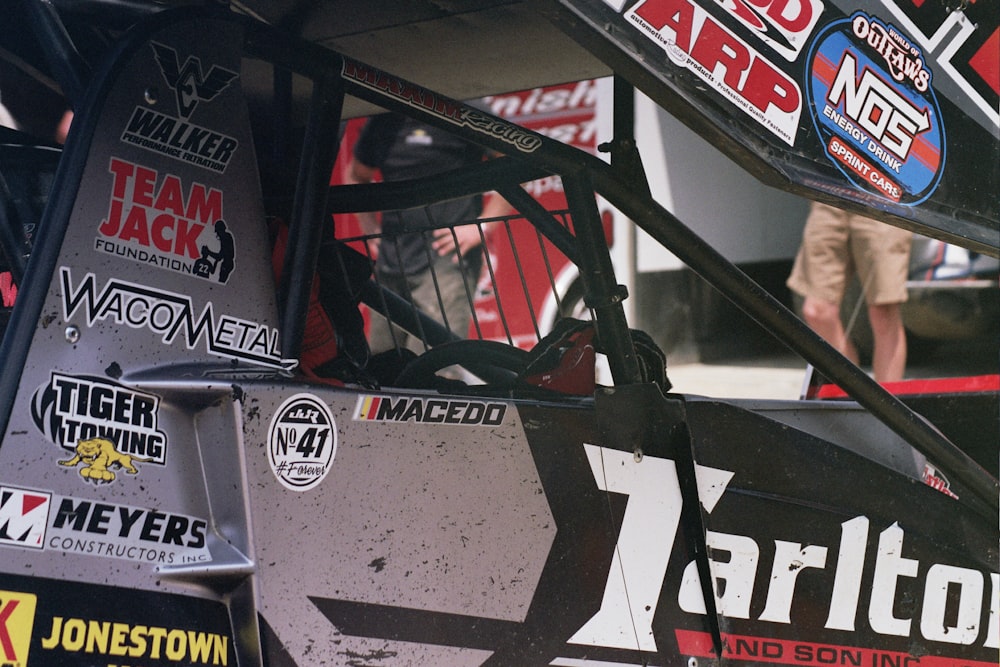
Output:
[
  {"xmin": 0, "ymin": 488, "xmax": 50, "ymax": 550},
  {"xmin": 714, "ymin": 0, "xmax": 824, "ymax": 61},
  {"xmin": 95, "ymin": 157, "xmax": 236, "ymax": 283},
  {"xmin": 268, "ymin": 394, "xmax": 337, "ymax": 492},
  {"xmin": 59, "ymin": 267, "xmax": 296, "ymax": 370},
  {"xmin": 353, "ymin": 395, "xmax": 507, "ymax": 426},
  {"xmin": 0, "ymin": 591, "xmax": 36, "ymax": 667},
  {"xmin": 807, "ymin": 12, "xmax": 945, "ymax": 204},
  {"xmin": 32, "ymin": 372, "xmax": 167, "ymax": 484},
  {"xmin": 625, "ymin": 0, "xmax": 803, "ymax": 145}
]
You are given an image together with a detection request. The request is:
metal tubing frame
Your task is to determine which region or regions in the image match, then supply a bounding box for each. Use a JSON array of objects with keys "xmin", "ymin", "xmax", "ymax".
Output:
[{"xmin": 1, "ymin": 6, "xmax": 995, "ymax": 517}]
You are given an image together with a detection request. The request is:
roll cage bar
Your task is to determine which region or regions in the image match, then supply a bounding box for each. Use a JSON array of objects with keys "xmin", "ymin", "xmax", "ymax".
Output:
[{"xmin": 0, "ymin": 2, "xmax": 996, "ymax": 517}]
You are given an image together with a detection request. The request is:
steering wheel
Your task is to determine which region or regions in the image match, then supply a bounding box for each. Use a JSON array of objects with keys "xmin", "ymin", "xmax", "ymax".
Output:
[{"xmin": 393, "ymin": 339, "xmax": 531, "ymax": 389}]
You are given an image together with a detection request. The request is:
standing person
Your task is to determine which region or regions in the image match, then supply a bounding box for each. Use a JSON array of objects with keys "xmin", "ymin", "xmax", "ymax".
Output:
[
  {"xmin": 346, "ymin": 113, "xmax": 510, "ymax": 354},
  {"xmin": 787, "ymin": 201, "xmax": 912, "ymax": 382}
]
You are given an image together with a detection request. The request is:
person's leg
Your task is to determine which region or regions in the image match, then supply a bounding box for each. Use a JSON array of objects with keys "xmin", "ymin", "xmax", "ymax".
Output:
[
  {"xmin": 868, "ymin": 302, "xmax": 906, "ymax": 382},
  {"xmin": 851, "ymin": 216, "xmax": 912, "ymax": 382},
  {"xmin": 801, "ymin": 295, "xmax": 860, "ymax": 364}
]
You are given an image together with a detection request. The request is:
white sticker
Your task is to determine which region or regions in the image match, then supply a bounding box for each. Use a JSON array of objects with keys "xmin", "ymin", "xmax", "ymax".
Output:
[{"xmin": 267, "ymin": 393, "xmax": 337, "ymax": 492}]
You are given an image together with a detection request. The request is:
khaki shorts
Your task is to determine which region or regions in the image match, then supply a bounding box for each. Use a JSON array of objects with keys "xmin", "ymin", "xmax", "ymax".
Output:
[{"xmin": 787, "ymin": 202, "xmax": 912, "ymax": 306}]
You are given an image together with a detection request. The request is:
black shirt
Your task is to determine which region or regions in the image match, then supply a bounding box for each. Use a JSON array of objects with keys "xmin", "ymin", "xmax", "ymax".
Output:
[{"xmin": 353, "ymin": 114, "xmax": 485, "ymax": 275}]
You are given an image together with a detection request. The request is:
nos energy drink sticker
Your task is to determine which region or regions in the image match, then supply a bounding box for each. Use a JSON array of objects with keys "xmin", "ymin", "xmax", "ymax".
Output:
[{"xmin": 807, "ymin": 12, "xmax": 945, "ymax": 204}]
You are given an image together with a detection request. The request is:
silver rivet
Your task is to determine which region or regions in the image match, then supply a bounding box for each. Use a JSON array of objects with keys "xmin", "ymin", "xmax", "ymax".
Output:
[
  {"xmin": 65, "ymin": 325, "xmax": 80, "ymax": 344},
  {"xmin": 633, "ymin": 448, "xmax": 643, "ymax": 463},
  {"xmin": 144, "ymin": 88, "xmax": 158, "ymax": 104}
]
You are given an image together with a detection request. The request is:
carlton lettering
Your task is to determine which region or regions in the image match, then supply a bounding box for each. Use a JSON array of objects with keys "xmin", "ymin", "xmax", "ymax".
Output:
[
  {"xmin": 571, "ymin": 446, "xmax": 1000, "ymax": 653},
  {"xmin": 40, "ymin": 616, "xmax": 227, "ymax": 665}
]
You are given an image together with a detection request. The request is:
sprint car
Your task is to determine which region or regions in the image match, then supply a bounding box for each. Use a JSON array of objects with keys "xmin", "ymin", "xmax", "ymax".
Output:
[{"xmin": 0, "ymin": 1, "xmax": 996, "ymax": 666}]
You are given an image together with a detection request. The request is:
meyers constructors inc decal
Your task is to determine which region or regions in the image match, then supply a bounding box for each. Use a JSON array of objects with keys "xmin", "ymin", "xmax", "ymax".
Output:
[
  {"xmin": 268, "ymin": 394, "xmax": 337, "ymax": 491},
  {"xmin": 0, "ymin": 485, "xmax": 211, "ymax": 565},
  {"xmin": 32, "ymin": 373, "xmax": 168, "ymax": 484},
  {"xmin": 95, "ymin": 157, "xmax": 236, "ymax": 284},
  {"xmin": 808, "ymin": 12, "xmax": 945, "ymax": 204}
]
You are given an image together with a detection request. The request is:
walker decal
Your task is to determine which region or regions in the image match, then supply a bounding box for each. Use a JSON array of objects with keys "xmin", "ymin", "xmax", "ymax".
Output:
[
  {"xmin": 59, "ymin": 268, "xmax": 296, "ymax": 370},
  {"xmin": 119, "ymin": 42, "xmax": 239, "ymax": 174},
  {"xmin": 625, "ymin": 0, "xmax": 803, "ymax": 145},
  {"xmin": 807, "ymin": 13, "xmax": 945, "ymax": 204},
  {"xmin": 0, "ymin": 590, "xmax": 37, "ymax": 667},
  {"xmin": 31, "ymin": 373, "xmax": 167, "ymax": 483},
  {"xmin": 267, "ymin": 394, "xmax": 337, "ymax": 492},
  {"xmin": 96, "ymin": 157, "xmax": 236, "ymax": 283}
]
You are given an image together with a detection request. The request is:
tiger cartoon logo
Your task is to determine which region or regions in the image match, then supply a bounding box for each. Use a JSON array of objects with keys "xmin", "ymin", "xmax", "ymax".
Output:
[{"xmin": 59, "ymin": 437, "xmax": 152, "ymax": 483}]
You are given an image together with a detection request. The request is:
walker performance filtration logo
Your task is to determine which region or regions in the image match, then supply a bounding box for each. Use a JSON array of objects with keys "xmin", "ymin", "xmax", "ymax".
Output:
[
  {"xmin": 31, "ymin": 372, "xmax": 167, "ymax": 467},
  {"xmin": 807, "ymin": 12, "xmax": 945, "ymax": 204},
  {"xmin": 60, "ymin": 267, "xmax": 295, "ymax": 370},
  {"xmin": 625, "ymin": 0, "xmax": 803, "ymax": 145},
  {"xmin": 120, "ymin": 42, "xmax": 240, "ymax": 173},
  {"xmin": 714, "ymin": 0, "xmax": 824, "ymax": 61},
  {"xmin": 353, "ymin": 395, "xmax": 507, "ymax": 426},
  {"xmin": 342, "ymin": 58, "xmax": 543, "ymax": 154},
  {"xmin": 0, "ymin": 590, "xmax": 37, "ymax": 667},
  {"xmin": 95, "ymin": 157, "xmax": 236, "ymax": 284},
  {"xmin": 267, "ymin": 394, "xmax": 337, "ymax": 491},
  {"xmin": 0, "ymin": 487, "xmax": 51, "ymax": 549}
]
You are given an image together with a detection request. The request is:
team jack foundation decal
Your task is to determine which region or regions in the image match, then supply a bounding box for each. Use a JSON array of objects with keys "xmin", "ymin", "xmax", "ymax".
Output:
[
  {"xmin": 807, "ymin": 12, "xmax": 945, "ymax": 204},
  {"xmin": 267, "ymin": 394, "xmax": 337, "ymax": 491}
]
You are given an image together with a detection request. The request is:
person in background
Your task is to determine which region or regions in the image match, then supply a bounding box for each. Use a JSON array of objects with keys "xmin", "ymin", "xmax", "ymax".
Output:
[
  {"xmin": 787, "ymin": 201, "xmax": 912, "ymax": 382},
  {"xmin": 346, "ymin": 113, "xmax": 511, "ymax": 354}
]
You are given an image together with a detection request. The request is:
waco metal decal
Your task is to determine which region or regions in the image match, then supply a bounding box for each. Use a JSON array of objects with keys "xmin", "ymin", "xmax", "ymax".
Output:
[
  {"xmin": 807, "ymin": 12, "xmax": 945, "ymax": 204},
  {"xmin": 59, "ymin": 268, "xmax": 296, "ymax": 371},
  {"xmin": 267, "ymin": 394, "xmax": 337, "ymax": 492}
]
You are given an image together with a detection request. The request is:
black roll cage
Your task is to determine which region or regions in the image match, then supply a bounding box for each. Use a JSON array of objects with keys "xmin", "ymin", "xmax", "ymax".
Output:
[{"xmin": 0, "ymin": 3, "xmax": 996, "ymax": 517}]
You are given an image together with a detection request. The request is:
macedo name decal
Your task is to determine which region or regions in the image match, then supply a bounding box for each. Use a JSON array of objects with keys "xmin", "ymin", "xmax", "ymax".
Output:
[
  {"xmin": 96, "ymin": 157, "xmax": 236, "ymax": 284},
  {"xmin": 60, "ymin": 267, "xmax": 295, "ymax": 370},
  {"xmin": 625, "ymin": 0, "xmax": 803, "ymax": 145},
  {"xmin": 354, "ymin": 395, "xmax": 507, "ymax": 426}
]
